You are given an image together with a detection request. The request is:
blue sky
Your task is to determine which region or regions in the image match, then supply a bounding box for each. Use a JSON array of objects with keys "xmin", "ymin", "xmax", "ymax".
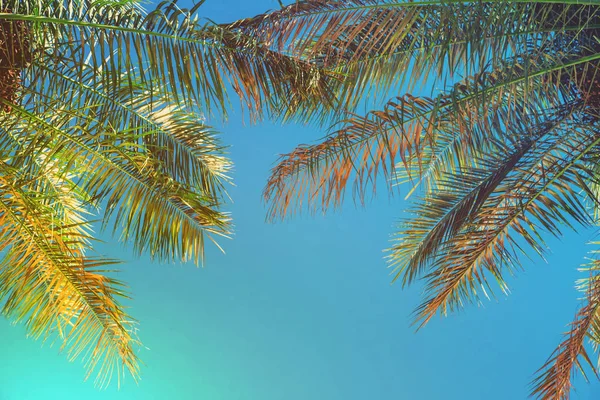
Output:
[{"xmin": 0, "ymin": 1, "xmax": 598, "ymax": 399}]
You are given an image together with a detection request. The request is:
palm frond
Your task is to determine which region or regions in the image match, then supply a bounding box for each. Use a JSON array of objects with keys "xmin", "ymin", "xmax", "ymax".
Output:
[
  {"xmin": 2, "ymin": 98, "xmax": 230, "ymax": 265},
  {"xmin": 0, "ymin": 160, "xmax": 139, "ymax": 388},
  {"xmin": 531, "ymin": 255, "xmax": 600, "ymax": 399},
  {"xmin": 28, "ymin": 57, "xmax": 231, "ymax": 197},
  {"xmin": 410, "ymin": 115, "xmax": 600, "ymax": 326},
  {"xmin": 389, "ymin": 106, "xmax": 572, "ymax": 287},
  {"xmin": 264, "ymin": 50, "xmax": 596, "ymax": 218},
  {"xmin": 230, "ymin": 0, "xmax": 600, "ymax": 110},
  {"xmin": 4, "ymin": 0, "xmax": 338, "ymax": 121}
]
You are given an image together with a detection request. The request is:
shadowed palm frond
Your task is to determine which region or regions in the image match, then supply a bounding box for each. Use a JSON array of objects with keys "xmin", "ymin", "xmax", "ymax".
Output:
[
  {"xmin": 5, "ymin": 0, "xmax": 338, "ymax": 121},
  {"xmin": 411, "ymin": 122, "xmax": 599, "ymax": 326},
  {"xmin": 388, "ymin": 103, "xmax": 580, "ymax": 287}
]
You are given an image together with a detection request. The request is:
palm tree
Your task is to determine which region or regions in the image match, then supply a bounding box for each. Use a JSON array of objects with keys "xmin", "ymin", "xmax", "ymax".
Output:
[
  {"xmin": 231, "ymin": 1, "xmax": 600, "ymax": 398},
  {"xmin": 0, "ymin": 0, "xmax": 343, "ymax": 388}
]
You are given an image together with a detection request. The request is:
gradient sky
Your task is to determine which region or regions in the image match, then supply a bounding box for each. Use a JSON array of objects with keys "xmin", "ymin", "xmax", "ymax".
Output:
[{"xmin": 0, "ymin": 1, "xmax": 599, "ymax": 399}]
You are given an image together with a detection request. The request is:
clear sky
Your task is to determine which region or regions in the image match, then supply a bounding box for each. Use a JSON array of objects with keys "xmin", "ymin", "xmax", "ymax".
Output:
[{"xmin": 0, "ymin": 1, "xmax": 599, "ymax": 399}]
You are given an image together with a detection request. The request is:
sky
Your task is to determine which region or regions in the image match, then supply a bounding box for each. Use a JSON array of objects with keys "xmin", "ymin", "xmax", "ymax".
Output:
[{"xmin": 0, "ymin": 1, "xmax": 599, "ymax": 399}]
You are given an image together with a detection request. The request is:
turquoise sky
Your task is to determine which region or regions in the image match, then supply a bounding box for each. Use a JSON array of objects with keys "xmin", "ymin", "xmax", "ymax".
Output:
[{"xmin": 0, "ymin": 1, "xmax": 599, "ymax": 399}]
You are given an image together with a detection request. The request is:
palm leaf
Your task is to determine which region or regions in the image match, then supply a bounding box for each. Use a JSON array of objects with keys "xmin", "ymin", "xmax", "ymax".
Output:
[
  {"xmin": 5, "ymin": 0, "xmax": 338, "ymax": 121},
  {"xmin": 230, "ymin": 0, "xmax": 600, "ymax": 111},
  {"xmin": 531, "ymin": 256, "xmax": 600, "ymax": 399},
  {"xmin": 0, "ymin": 160, "xmax": 139, "ymax": 388},
  {"xmin": 412, "ymin": 114, "xmax": 600, "ymax": 326},
  {"xmin": 3, "ymin": 98, "xmax": 231, "ymax": 264},
  {"xmin": 264, "ymin": 50, "xmax": 597, "ymax": 218}
]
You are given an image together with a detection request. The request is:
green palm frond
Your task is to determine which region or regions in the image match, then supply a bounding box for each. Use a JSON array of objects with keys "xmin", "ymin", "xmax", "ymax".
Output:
[
  {"xmin": 30, "ymin": 55, "xmax": 231, "ymax": 196},
  {"xmin": 6, "ymin": 96, "xmax": 230, "ymax": 264}
]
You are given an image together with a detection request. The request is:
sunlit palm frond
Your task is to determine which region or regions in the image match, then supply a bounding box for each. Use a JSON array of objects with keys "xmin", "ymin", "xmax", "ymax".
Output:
[
  {"xmin": 29, "ymin": 56, "xmax": 231, "ymax": 195},
  {"xmin": 0, "ymin": 159, "xmax": 138, "ymax": 388},
  {"xmin": 4, "ymin": 96, "xmax": 230, "ymax": 265},
  {"xmin": 26, "ymin": 58, "xmax": 233, "ymax": 214},
  {"xmin": 0, "ymin": 1, "xmax": 241, "ymax": 383}
]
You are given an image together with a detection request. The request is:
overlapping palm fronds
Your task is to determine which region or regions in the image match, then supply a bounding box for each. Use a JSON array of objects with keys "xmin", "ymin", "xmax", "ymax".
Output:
[
  {"xmin": 263, "ymin": 50, "xmax": 590, "ymax": 217},
  {"xmin": 19, "ymin": 0, "xmax": 339, "ymax": 118},
  {"xmin": 0, "ymin": 0, "xmax": 345, "ymax": 388},
  {"xmin": 242, "ymin": 1, "xmax": 600, "ymax": 397},
  {"xmin": 228, "ymin": 0, "xmax": 593, "ymax": 115}
]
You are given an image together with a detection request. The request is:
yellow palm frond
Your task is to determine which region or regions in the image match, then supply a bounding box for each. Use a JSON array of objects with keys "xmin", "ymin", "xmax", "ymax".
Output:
[{"xmin": 0, "ymin": 161, "xmax": 139, "ymax": 388}]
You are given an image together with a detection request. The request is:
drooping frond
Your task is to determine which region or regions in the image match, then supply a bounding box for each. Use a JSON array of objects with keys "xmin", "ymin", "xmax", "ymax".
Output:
[
  {"xmin": 264, "ymin": 94, "xmax": 434, "ymax": 218},
  {"xmin": 264, "ymin": 49, "xmax": 595, "ymax": 218},
  {"xmin": 410, "ymin": 113, "xmax": 600, "ymax": 326},
  {"xmin": 531, "ymin": 256, "xmax": 600, "ymax": 399},
  {"xmin": 0, "ymin": 160, "xmax": 139, "ymax": 388},
  {"xmin": 29, "ymin": 55, "xmax": 231, "ymax": 194},
  {"xmin": 3, "ymin": 95, "xmax": 231, "ymax": 265},
  {"xmin": 389, "ymin": 104, "xmax": 573, "ymax": 287}
]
